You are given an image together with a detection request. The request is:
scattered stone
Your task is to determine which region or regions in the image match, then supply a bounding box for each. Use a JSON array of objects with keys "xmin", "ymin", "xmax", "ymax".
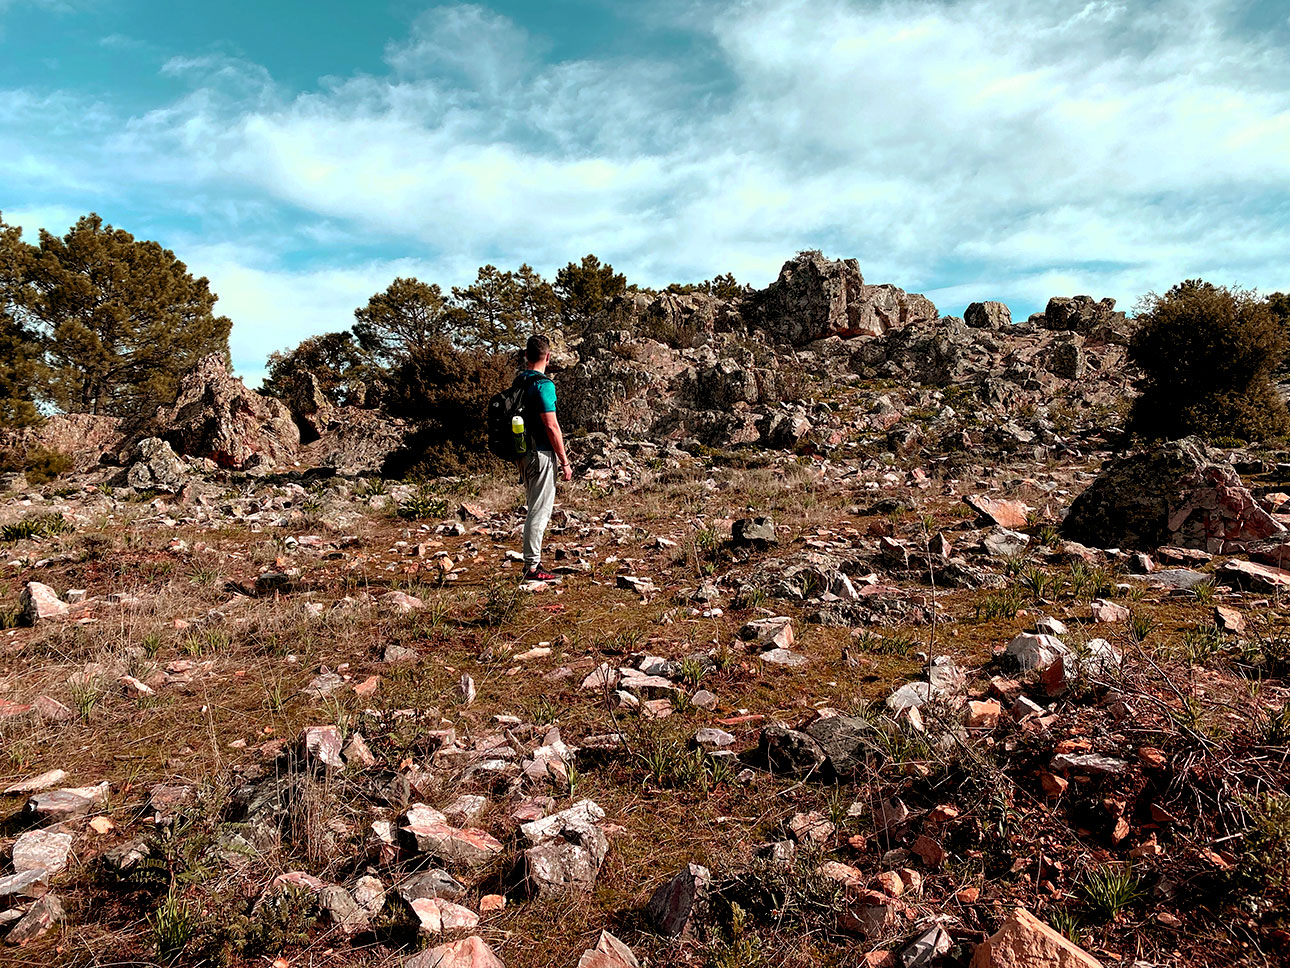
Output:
[
  {"xmin": 402, "ymin": 822, "xmax": 504, "ymax": 870},
  {"xmin": 577, "ymin": 930, "xmax": 641, "ymax": 968},
  {"xmin": 965, "ymin": 494, "xmax": 1032, "ymax": 530},
  {"xmin": 911, "ymin": 834, "xmax": 945, "ymax": 868},
  {"xmin": 0, "ymin": 869, "xmax": 49, "ymax": 901},
  {"xmin": 381, "ymin": 590, "xmax": 425, "ymax": 612},
  {"xmin": 352, "ymin": 874, "xmax": 386, "ymax": 917},
  {"xmin": 970, "ymin": 906, "xmax": 1103, "ymax": 967},
  {"xmin": 301, "ymin": 725, "xmax": 345, "ymax": 769},
  {"xmin": 1006, "ymin": 634, "xmax": 1069, "ymax": 673},
  {"xmin": 25, "ymin": 782, "xmax": 109, "ymax": 821},
  {"xmin": 318, "ymin": 883, "xmax": 370, "ymax": 937},
  {"xmin": 964, "ymin": 700, "xmax": 1002, "ymax": 728},
  {"xmin": 342, "ymin": 733, "xmax": 377, "ymax": 768},
  {"xmin": 901, "ymin": 925, "xmax": 952, "ymax": 966},
  {"xmin": 733, "ymin": 516, "xmax": 777, "ymax": 546},
  {"xmin": 1220, "ymin": 559, "xmax": 1290, "ymax": 592},
  {"xmin": 740, "ymin": 616, "xmax": 795, "ymax": 650},
  {"xmin": 983, "ymin": 528, "xmax": 1031, "ymax": 558},
  {"xmin": 12, "ymin": 829, "xmax": 74, "ymax": 875},
  {"xmin": 757, "ymin": 724, "xmax": 827, "ymax": 776},
  {"xmin": 4, "ymin": 892, "xmax": 64, "ymax": 945},
  {"xmin": 3, "ymin": 769, "xmax": 68, "ymax": 796},
  {"xmin": 1214, "ymin": 605, "xmax": 1244, "ymax": 634},
  {"xmin": 397, "ymin": 869, "xmax": 467, "ymax": 903},
  {"xmin": 787, "ymin": 811, "xmax": 835, "ymax": 845},
  {"xmin": 646, "ymin": 862, "xmax": 710, "ymax": 937},
  {"xmin": 520, "ymin": 800, "xmax": 610, "ymax": 896},
  {"xmin": 1050, "ymin": 753, "xmax": 1128, "ymax": 775},
  {"xmin": 20, "ymin": 582, "xmax": 68, "ymax": 624},
  {"xmin": 405, "ymin": 936, "xmax": 505, "ymax": 968},
  {"xmin": 1090, "ymin": 599, "xmax": 1130, "ymax": 623}
]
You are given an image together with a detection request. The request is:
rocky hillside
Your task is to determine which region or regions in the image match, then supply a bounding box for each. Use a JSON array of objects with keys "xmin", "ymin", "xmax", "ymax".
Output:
[{"xmin": 1, "ymin": 252, "xmax": 1288, "ymax": 968}]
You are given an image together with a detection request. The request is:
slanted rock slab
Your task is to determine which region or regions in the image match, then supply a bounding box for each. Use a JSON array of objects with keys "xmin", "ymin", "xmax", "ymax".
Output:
[
  {"xmin": 577, "ymin": 929, "xmax": 640, "ymax": 968},
  {"xmin": 647, "ymin": 862, "xmax": 710, "ymax": 937},
  {"xmin": 970, "ymin": 906, "xmax": 1103, "ymax": 967},
  {"xmin": 405, "ymin": 936, "xmax": 505, "ymax": 968}
]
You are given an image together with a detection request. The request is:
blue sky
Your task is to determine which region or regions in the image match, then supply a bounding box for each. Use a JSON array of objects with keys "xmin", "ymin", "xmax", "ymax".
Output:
[{"xmin": 3, "ymin": 0, "xmax": 1289, "ymax": 383}]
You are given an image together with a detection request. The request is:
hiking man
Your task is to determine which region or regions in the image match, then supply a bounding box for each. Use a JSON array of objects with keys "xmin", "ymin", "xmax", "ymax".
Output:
[{"xmin": 517, "ymin": 335, "xmax": 572, "ymax": 582}]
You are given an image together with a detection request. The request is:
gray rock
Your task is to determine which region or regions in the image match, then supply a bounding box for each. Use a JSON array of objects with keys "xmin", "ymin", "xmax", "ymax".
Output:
[
  {"xmin": 318, "ymin": 884, "xmax": 369, "ymax": 937},
  {"xmin": 646, "ymin": 862, "xmax": 710, "ymax": 937},
  {"xmin": 1006, "ymin": 633, "xmax": 1070, "ymax": 673},
  {"xmin": 0, "ymin": 869, "xmax": 49, "ymax": 901},
  {"xmin": 126, "ymin": 437, "xmax": 187, "ymax": 490},
  {"xmin": 983, "ymin": 527, "xmax": 1031, "ymax": 558},
  {"xmin": 964, "ymin": 301, "xmax": 1011, "ymax": 330},
  {"xmin": 397, "ymin": 869, "xmax": 466, "ymax": 903},
  {"xmin": 520, "ymin": 800, "xmax": 610, "ymax": 896},
  {"xmin": 732, "ymin": 516, "xmax": 777, "ymax": 546},
  {"xmin": 757, "ymin": 724, "xmax": 827, "ymax": 776}
]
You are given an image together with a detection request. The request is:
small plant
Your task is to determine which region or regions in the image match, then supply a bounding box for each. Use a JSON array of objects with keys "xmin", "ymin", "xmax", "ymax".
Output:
[
  {"xmin": 1047, "ymin": 905, "xmax": 1083, "ymax": 942},
  {"xmin": 531, "ymin": 695, "xmax": 560, "ymax": 726},
  {"xmin": 1191, "ymin": 579, "xmax": 1217, "ymax": 605},
  {"xmin": 1, "ymin": 512, "xmax": 73, "ymax": 543},
  {"xmin": 141, "ymin": 631, "xmax": 164, "ymax": 658},
  {"xmin": 677, "ymin": 656, "xmax": 707, "ymax": 688},
  {"xmin": 480, "ymin": 577, "xmax": 523, "ymax": 627},
  {"xmin": 355, "ymin": 477, "xmax": 388, "ymax": 498},
  {"xmin": 1258, "ymin": 703, "xmax": 1290, "ymax": 746},
  {"xmin": 1069, "ymin": 561, "xmax": 1115, "ymax": 600},
  {"xmin": 734, "ymin": 586, "xmax": 768, "ymax": 611},
  {"xmin": 1129, "ymin": 611, "xmax": 1155, "ymax": 643},
  {"xmin": 1080, "ymin": 863, "xmax": 1141, "ymax": 921},
  {"xmin": 976, "ymin": 587, "xmax": 1024, "ymax": 621},
  {"xmin": 1033, "ymin": 524, "xmax": 1061, "ymax": 548},
  {"xmin": 190, "ymin": 567, "xmax": 222, "ymax": 588},
  {"xmin": 398, "ymin": 486, "xmax": 449, "ymax": 520},
  {"xmin": 1180, "ymin": 623, "xmax": 1225, "ymax": 664},
  {"xmin": 149, "ymin": 887, "xmax": 198, "ymax": 962},
  {"xmin": 1018, "ymin": 565, "xmax": 1062, "ymax": 603},
  {"xmin": 712, "ymin": 642, "xmax": 735, "ymax": 672},
  {"xmin": 69, "ymin": 679, "xmax": 102, "ymax": 721},
  {"xmin": 0, "ymin": 607, "xmax": 20, "ymax": 630}
]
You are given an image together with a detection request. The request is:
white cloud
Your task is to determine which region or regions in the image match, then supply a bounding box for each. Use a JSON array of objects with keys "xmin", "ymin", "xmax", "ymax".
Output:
[{"xmin": 4, "ymin": 0, "xmax": 1289, "ymax": 359}]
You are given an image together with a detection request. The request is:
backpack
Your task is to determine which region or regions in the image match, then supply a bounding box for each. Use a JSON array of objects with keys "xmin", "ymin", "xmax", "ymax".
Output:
[{"xmin": 486, "ymin": 371, "xmax": 550, "ymax": 461}]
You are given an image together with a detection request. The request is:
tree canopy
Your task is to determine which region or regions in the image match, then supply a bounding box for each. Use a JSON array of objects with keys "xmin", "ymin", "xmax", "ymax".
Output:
[
  {"xmin": 0, "ymin": 213, "xmax": 232, "ymax": 418},
  {"xmin": 554, "ymin": 254, "xmax": 627, "ymax": 333},
  {"xmin": 262, "ymin": 331, "xmax": 373, "ymax": 406},
  {"xmin": 1129, "ymin": 280, "xmax": 1290, "ymax": 441},
  {"xmin": 352, "ymin": 277, "xmax": 463, "ymax": 367}
]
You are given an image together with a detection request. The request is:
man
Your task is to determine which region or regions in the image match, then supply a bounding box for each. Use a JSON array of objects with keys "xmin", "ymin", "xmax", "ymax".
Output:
[{"xmin": 517, "ymin": 335, "xmax": 572, "ymax": 582}]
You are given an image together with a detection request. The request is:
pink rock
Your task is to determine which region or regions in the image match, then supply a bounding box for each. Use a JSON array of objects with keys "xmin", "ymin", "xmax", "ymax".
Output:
[
  {"xmin": 965, "ymin": 495, "xmax": 1031, "ymax": 530},
  {"xmin": 405, "ymin": 936, "xmax": 505, "ymax": 968},
  {"xmin": 577, "ymin": 930, "xmax": 640, "ymax": 968}
]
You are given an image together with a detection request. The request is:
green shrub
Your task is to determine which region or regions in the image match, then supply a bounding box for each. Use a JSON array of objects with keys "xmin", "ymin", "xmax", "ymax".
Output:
[
  {"xmin": 0, "ymin": 445, "xmax": 75, "ymax": 485},
  {"xmin": 380, "ymin": 338, "xmax": 512, "ymax": 478},
  {"xmin": 1129, "ymin": 281, "xmax": 1290, "ymax": 441}
]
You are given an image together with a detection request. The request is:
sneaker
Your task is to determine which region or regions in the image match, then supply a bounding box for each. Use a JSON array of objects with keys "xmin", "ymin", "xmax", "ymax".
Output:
[{"xmin": 522, "ymin": 566, "xmax": 559, "ymax": 582}]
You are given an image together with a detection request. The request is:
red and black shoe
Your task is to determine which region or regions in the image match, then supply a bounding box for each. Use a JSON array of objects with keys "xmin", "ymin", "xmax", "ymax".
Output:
[{"xmin": 522, "ymin": 566, "xmax": 559, "ymax": 582}]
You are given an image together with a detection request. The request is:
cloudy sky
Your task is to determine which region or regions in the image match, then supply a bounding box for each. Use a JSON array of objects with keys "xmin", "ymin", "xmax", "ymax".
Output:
[{"xmin": 3, "ymin": 0, "xmax": 1288, "ymax": 382}]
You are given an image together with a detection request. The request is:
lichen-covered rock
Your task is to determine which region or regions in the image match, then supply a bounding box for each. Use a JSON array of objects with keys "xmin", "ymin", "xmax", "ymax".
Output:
[
  {"xmin": 1062, "ymin": 437, "xmax": 1284, "ymax": 553},
  {"xmin": 126, "ymin": 437, "xmax": 187, "ymax": 490}
]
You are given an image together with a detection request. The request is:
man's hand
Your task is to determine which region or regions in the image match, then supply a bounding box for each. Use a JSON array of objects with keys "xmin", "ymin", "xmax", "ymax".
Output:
[{"xmin": 560, "ymin": 461, "xmax": 573, "ymax": 482}]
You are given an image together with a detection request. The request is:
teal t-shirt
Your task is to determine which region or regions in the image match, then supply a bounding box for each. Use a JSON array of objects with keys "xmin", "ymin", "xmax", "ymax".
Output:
[{"xmin": 520, "ymin": 370, "xmax": 557, "ymax": 451}]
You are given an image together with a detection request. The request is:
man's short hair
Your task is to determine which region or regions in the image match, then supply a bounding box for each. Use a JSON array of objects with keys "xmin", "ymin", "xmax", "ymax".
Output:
[{"xmin": 526, "ymin": 335, "xmax": 551, "ymax": 363}]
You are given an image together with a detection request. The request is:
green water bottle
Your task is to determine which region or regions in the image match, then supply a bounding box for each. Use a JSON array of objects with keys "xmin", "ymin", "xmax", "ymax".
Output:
[{"xmin": 512, "ymin": 415, "xmax": 526, "ymax": 455}]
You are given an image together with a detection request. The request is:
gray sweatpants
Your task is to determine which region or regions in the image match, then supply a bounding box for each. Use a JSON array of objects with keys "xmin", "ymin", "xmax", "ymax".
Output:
[{"xmin": 521, "ymin": 449, "xmax": 556, "ymax": 568}]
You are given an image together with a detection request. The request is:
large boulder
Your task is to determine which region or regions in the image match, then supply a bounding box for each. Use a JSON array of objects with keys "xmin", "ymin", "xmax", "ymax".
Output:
[
  {"xmin": 1062, "ymin": 437, "xmax": 1284, "ymax": 553},
  {"xmin": 964, "ymin": 301, "xmax": 1012, "ymax": 329},
  {"xmin": 1041, "ymin": 295, "xmax": 1129, "ymax": 341},
  {"xmin": 753, "ymin": 251, "xmax": 937, "ymax": 345},
  {"xmin": 0, "ymin": 413, "xmax": 124, "ymax": 472},
  {"xmin": 146, "ymin": 354, "xmax": 299, "ymax": 470}
]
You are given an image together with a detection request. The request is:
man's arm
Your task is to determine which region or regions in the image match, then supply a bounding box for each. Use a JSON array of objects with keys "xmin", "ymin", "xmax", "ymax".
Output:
[{"xmin": 540, "ymin": 411, "xmax": 573, "ymax": 481}]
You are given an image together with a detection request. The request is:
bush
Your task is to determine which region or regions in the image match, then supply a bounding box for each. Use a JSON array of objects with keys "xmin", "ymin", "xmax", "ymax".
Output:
[
  {"xmin": 0, "ymin": 445, "xmax": 75, "ymax": 485},
  {"xmin": 380, "ymin": 338, "xmax": 513, "ymax": 477},
  {"xmin": 1128, "ymin": 281, "xmax": 1290, "ymax": 442}
]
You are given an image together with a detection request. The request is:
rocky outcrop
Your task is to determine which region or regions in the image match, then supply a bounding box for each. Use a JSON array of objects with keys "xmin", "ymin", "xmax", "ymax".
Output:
[
  {"xmin": 1041, "ymin": 295, "xmax": 1130, "ymax": 342},
  {"xmin": 752, "ymin": 251, "xmax": 937, "ymax": 345},
  {"xmin": 146, "ymin": 355, "xmax": 299, "ymax": 471},
  {"xmin": 0, "ymin": 413, "xmax": 124, "ymax": 472},
  {"xmin": 1062, "ymin": 437, "xmax": 1284, "ymax": 553}
]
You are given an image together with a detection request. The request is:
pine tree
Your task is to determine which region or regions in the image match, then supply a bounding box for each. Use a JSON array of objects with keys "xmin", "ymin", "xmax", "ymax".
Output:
[
  {"xmin": 262, "ymin": 331, "xmax": 372, "ymax": 406},
  {"xmin": 353, "ymin": 277, "xmax": 462, "ymax": 366},
  {"xmin": 0, "ymin": 216, "xmax": 42, "ymax": 428},
  {"xmin": 554, "ymin": 254, "xmax": 626, "ymax": 333},
  {"xmin": 18, "ymin": 214, "xmax": 231, "ymax": 416},
  {"xmin": 514, "ymin": 263, "xmax": 561, "ymax": 337},
  {"xmin": 453, "ymin": 265, "xmax": 523, "ymax": 354}
]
